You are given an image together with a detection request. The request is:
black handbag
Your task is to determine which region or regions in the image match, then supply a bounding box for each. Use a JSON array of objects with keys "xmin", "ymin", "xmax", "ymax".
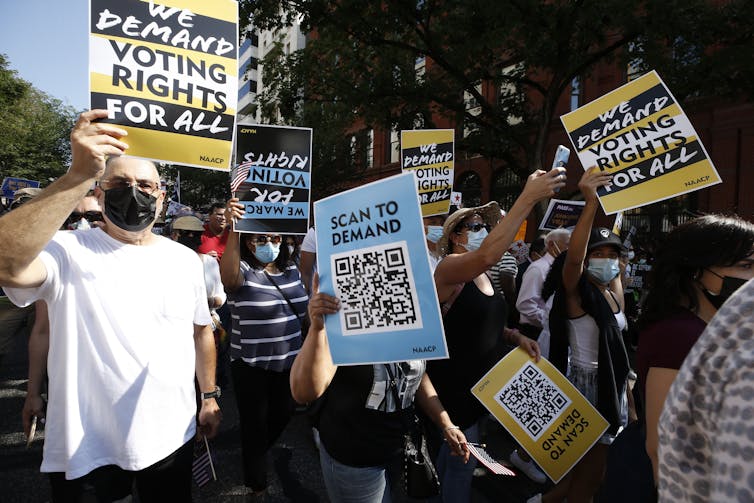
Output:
[{"xmin": 385, "ymin": 365, "xmax": 440, "ymax": 499}]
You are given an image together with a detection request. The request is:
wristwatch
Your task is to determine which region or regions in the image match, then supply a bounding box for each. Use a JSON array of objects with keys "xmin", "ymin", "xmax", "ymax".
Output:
[{"xmin": 200, "ymin": 385, "xmax": 221, "ymax": 400}]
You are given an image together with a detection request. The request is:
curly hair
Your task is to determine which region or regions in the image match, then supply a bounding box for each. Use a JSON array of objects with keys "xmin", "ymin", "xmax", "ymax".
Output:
[{"xmin": 638, "ymin": 214, "xmax": 754, "ymax": 327}]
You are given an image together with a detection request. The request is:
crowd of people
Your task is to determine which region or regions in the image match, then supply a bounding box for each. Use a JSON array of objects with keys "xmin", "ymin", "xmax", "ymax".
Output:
[{"xmin": 1, "ymin": 110, "xmax": 754, "ymax": 503}]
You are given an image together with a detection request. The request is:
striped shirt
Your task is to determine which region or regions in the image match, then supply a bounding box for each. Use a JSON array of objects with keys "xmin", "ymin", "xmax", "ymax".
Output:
[
  {"xmin": 488, "ymin": 252, "xmax": 518, "ymax": 298},
  {"xmin": 228, "ymin": 263, "xmax": 308, "ymax": 372}
]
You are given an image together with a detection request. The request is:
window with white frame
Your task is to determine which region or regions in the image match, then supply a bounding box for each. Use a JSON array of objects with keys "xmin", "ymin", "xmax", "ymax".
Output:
[
  {"xmin": 498, "ymin": 62, "xmax": 524, "ymax": 125},
  {"xmin": 463, "ymin": 82, "xmax": 482, "ymax": 138}
]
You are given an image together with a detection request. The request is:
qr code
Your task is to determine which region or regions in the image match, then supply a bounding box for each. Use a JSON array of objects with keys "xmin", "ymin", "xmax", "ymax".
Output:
[
  {"xmin": 495, "ymin": 363, "xmax": 571, "ymax": 441},
  {"xmin": 331, "ymin": 241, "xmax": 423, "ymax": 335}
]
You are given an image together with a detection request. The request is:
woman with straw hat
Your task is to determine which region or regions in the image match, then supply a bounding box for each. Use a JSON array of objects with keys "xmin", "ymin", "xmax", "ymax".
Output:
[{"xmin": 427, "ymin": 167, "xmax": 566, "ymax": 501}]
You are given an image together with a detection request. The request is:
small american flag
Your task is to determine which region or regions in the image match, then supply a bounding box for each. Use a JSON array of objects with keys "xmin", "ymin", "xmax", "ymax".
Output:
[
  {"xmin": 230, "ymin": 162, "xmax": 253, "ymax": 193},
  {"xmin": 466, "ymin": 443, "xmax": 516, "ymax": 476},
  {"xmin": 192, "ymin": 436, "xmax": 217, "ymax": 487}
]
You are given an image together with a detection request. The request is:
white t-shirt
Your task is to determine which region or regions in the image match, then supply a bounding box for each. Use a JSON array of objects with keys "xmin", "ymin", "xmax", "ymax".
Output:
[
  {"xmin": 5, "ymin": 228, "xmax": 211, "ymax": 479},
  {"xmin": 201, "ymin": 253, "xmax": 226, "ymax": 312},
  {"xmin": 301, "ymin": 226, "xmax": 317, "ymax": 253}
]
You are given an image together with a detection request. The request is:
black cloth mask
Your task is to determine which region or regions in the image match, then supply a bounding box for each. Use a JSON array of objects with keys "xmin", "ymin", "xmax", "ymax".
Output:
[
  {"xmin": 177, "ymin": 234, "xmax": 202, "ymax": 251},
  {"xmin": 702, "ymin": 271, "xmax": 748, "ymax": 309},
  {"xmin": 104, "ymin": 186, "xmax": 157, "ymax": 232}
]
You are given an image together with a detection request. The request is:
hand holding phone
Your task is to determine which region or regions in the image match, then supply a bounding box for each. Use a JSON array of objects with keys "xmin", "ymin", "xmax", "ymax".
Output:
[{"xmin": 551, "ymin": 145, "xmax": 570, "ymax": 191}]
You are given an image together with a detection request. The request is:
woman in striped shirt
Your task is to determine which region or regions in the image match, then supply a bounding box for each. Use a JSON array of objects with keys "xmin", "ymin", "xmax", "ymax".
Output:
[{"xmin": 220, "ymin": 200, "xmax": 309, "ymax": 496}]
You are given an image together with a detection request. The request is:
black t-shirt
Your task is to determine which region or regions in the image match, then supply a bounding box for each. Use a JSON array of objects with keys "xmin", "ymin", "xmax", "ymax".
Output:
[
  {"xmin": 427, "ymin": 280, "xmax": 509, "ymax": 429},
  {"xmin": 318, "ymin": 361, "xmax": 425, "ymax": 467}
]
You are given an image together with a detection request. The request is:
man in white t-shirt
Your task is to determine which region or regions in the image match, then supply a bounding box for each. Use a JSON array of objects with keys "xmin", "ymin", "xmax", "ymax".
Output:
[{"xmin": 0, "ymin": 110, "xmax": 221, "ymax": 502}]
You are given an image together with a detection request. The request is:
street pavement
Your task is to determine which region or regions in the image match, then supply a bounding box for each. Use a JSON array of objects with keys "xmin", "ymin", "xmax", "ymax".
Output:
[{"xmin": 0, "ymin": 332, "xmax": 552, "ymax": 502}]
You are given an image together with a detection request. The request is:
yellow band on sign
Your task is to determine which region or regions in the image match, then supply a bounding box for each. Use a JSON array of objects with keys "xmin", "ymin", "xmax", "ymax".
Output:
[
  {"xmin": 472, "ymin": 348, "xmax": 608, "ymax": 483},
  {"xmin": 120, "ymin": 125, "xmax": 231, "ymax": 171}
]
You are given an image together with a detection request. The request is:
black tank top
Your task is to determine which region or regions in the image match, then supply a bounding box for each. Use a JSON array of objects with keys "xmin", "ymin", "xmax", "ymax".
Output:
[{"xmin": 427, "ymin": 278, "xmax": 509, "ymax": 429}]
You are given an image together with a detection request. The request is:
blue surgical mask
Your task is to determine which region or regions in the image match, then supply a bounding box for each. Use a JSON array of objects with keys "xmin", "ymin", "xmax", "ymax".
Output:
[
  {"xmin": 587, "ymin": 258, "xmax": 620, "ymax": 284},
  {"xmin": 426, "ymin": 225, "xmax": 443, "ymax": 244},
  {"xmin": 254, "ymin": 242, "xmax": 280, "ymax": 264},
  {"xmin": 464, "ymin": 228, "xmax": 488, "ymax": 251}
]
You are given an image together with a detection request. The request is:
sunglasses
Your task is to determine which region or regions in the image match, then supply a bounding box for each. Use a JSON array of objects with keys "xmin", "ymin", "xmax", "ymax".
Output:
[
  {"xmin": 251, "ymin": 235, "xmax": 282, "ymax": 245},
  {"xmin": 68, "ymin": 211, "xmax": 103, "ymax": 223},
  {"xmin": 456, "ymin": 222, "xmax": 489, "ymax": 233}
]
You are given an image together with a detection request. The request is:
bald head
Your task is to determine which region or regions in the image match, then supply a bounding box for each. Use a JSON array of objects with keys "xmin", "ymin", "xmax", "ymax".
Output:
[{"xmin": 104, "ymin": 156, "xmax": 159, "ymax": 181}]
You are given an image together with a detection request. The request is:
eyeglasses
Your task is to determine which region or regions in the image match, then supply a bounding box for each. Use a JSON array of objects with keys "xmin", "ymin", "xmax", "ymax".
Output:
[
  {"xmin": 67, "ymin": 211, "xmax": 103, "ymax": 223},
  {"xmin": 100, "ymin": 177, "xmax": 161, "ymax": 195},
  {"xmin": 456, "ymin": 222, "xmax": 489, "ymax": 233},
  {"xmin": 251, "ymin": 235, "xmax": 282, "ymax": 245}
]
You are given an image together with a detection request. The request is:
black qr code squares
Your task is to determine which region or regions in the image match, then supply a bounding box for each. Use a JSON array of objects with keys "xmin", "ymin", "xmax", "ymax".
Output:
[{"xmin": 496, "ymin": 363, "xmax": 571, "ymax": 441}]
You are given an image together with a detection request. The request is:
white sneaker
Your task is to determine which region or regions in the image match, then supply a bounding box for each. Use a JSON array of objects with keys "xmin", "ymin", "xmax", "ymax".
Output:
[
  {"xmin": 526, "ymin": 494, "xmax": 542, "ymax": 503},
  {"xmin": 510, "ymin": 449, "xmax": 547, "ymax": 484}
]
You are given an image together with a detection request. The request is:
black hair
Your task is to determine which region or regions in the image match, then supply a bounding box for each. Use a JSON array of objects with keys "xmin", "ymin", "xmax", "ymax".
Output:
[
  {"xmin": 639, "ymin": 214, "xmax": 754, "ymax": 327},
  {"xmin": 209, "ymin": 202, "xmax": 225, "ymax": 213},
  {"xmin": 240, "ymin": 233, "xmax": 292, "ymax": 272},
  {"xmin": 530, "ymin": 234, "xmax": 547, "ymax": 257},
  {"xmin": 542, "ymin": 252, "xmax": 568, "ymax": 302}
]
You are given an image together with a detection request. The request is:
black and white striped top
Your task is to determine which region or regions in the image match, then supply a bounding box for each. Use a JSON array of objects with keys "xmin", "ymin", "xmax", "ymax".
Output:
[{"xmin": 228, "ymin": 263, "xmax": 308, "ymax": 372}]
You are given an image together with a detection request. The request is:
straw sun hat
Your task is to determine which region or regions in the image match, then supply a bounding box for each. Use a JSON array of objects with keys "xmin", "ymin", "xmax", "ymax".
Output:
[{"xmin": 436, "ymin": 201, "xmax": 501, "ymax": 257}]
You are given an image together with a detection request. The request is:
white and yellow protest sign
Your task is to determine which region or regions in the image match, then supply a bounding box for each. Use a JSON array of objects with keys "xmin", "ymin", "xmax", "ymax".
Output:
[
  {"xmin": 90, "ymin": 0, "xmax": 238, "ymax": 171},
  {"xmin": 560, "ymin": 71, "xmax": 721, "ymax": 215},
  {"xmin": 401, "ymin": 129, "xmax": 454, "ymax": 217},
  {"xmin": 472, "ymin": 348, "xmax": 608, "ymax": 483}
]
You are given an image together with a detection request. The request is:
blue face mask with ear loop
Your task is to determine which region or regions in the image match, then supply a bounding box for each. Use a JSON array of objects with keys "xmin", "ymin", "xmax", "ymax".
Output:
[
  {"xmin": 587, "ymin": 257, "xmax": 621, "ymax": 284},
  {"xmin": 463, "ymin": 228, "xmax": 489, "ymax": 251},
  {"xmin": 426, "ymin": 225, "xmax": 444, "ymax": 244},
  {"xmin": 253, "ymin": 242, "xmax": 280, "ymax": 264}
]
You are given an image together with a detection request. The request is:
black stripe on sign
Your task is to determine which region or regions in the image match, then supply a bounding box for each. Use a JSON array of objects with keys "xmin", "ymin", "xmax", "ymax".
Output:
[
  {"xmin": 92, "ymin": 92, "xmax": 234, "ymax": 141},
  {"xmin": 402, "ymin": 142, "xmax": 454, "ymax": 167},
  {"xmin": 91, "ymin": 0, "xmax": 236, "ymax": 57},
  {"xmin": 570, "ymin": 84, "xmax": 675, "ymax": 151},
  {"xmin": 596, "ymin": 139, "xmax": 705, "ymax": 196}
]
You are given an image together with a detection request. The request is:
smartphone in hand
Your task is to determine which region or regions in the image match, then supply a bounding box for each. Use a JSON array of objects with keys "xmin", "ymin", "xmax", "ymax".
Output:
[{"xmin": 551, "ymin": 145, "xmax": 570, "ymax": 191}]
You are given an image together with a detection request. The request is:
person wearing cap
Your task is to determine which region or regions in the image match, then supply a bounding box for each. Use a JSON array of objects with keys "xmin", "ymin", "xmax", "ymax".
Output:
[
  {"xmin": 534, "ymin": 167, "xmax": 632, "ymax": 503},
  {"xmin": 429, "ymin": 167, "xmax": 566, "ymax": 502},
  {"xmin": 0, "ymin": 110, "xmax": 220, "ymax": 501}
]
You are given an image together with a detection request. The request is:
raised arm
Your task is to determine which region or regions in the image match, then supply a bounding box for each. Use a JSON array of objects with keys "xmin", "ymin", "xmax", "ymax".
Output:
[
  {"xmin": 0, "ymin": 110, "xmax": 128, "ymax": 288},
  {"xmin": 435, "ymin": 168, "xmax": 566, "ymax": 301},
  {"xmin": 290, "ymin": 274, "xmax": 339, "ymax": 403},
  {"xmin": 562, "ymin": 168, "xmax": 612, "ymax": 311},
  {"xmin": 219, "ymin": 198, "xmax": 246, "ymax": 293}
]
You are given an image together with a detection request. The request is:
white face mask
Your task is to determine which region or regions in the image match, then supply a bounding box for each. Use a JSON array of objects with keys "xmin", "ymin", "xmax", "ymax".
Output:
[
  {"xmin": 463, "ymin": 228, "xmax": 488, "ymax": 251},
  {"xmin": 627, "ymin": 251, "xmax": 635, "ymax": 261}
]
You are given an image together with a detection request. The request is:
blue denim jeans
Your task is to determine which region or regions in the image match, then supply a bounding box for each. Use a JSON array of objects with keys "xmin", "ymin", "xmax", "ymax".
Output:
[
  {"xmin": 431, "ymin": 422, "xmax": 479, "ymax": 503},
  {"xmin": 319, "ymin": 443, "xmax": 397, "ymax": 503}
]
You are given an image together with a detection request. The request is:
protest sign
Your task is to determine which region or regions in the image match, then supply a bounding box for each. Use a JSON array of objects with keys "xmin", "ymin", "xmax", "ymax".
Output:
[
  {"xmin": 401, "ymin": 130, "xmax": 454, "ymax": 217},
  {"xmin": 90, "ymin": 0, "xmax": 238, "ymax": 170},
  {"xmin": 232, "ymin": 124, "xmax": 312, "ymax": 235},
  {"xmin": 472, "ymin": 348, "xmax": 608, "ymax": 483},
  {"xmin": 561, "ymin": 71, "xmax": 721, "ymax": 215},
  {"xmin": 314, "ymin": 172, "xmax": 447, "ymax": 365},
  {"xmin": 539, "ymin": 199, "xmax": 585, "ymax": 231},
  {"xmin": 1, "ymin": 177, "xmax": 40, "ymax": 200},
  {"xmin": 450, "ymin": 191, "xmax": 462, "ymax": 208}
]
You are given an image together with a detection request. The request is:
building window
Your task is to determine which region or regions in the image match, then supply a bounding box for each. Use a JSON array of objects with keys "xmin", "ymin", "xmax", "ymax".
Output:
[
  {"xmin": 389, "ymin": 128, "xmax": 400, "ymax": 164},
  {"xmin": 456, "ymin": 171, "xmax": 482, "ymax": 208},
  {"xmin": 491, "ymin": 168, "xmax": 521, "ymax": 212},
  {"xmin": 570, "ymin": 76, "xmax": 582, "ymax": 111},
  {"xmin": 498, "ymin": 62, "xmax": 524, "ymax": 125},
  {"xmin": 463, "ymin": 82, "xmax": 482, "ymax": 138},
  {"xmin": 415, "ymin": 55, "xmax": 426, "ymax": 81},
  {"xmin": 366, "ymin": 129, "xmax": 374, "ymax": 169},
  {"xmin": 626, "ymin": 40, "xmax": 645, "ymax": 82}
]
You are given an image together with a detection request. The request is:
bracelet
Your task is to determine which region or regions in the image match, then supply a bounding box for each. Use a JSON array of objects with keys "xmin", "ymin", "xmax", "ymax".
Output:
[{"xmin": 444, "ymin": 425, "xmax": 461, "ymax": 433}]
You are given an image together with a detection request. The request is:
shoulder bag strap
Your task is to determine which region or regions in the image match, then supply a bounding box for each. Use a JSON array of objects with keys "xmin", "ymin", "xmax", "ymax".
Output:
[{"xmin": 263, "ymin": 270, "xmax": 307, "ymax": 328}]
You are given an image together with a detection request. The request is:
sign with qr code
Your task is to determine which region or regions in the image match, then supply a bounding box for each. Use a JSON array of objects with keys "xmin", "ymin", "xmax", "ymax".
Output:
[
  {"xmin": 472, "ymin": 348, "xmax": 608, "ymax": 483},
  {"xmin": 232, "ymin": 124, "xmax": 312, "ymax": 235},
  {"xmin": 401, "ymin": 129, "xmax": 454, "ymax": 218},
  {"xmin": 314, "ymin": 172, "xmax": 447, "ymax": 365}
]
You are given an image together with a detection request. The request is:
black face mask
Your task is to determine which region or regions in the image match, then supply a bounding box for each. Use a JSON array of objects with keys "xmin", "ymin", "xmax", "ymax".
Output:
[
  {"xmin": 177, "ymin": 234, "xmax": 202, "ymax": 251},
  {"xmin": 104, "ymin": 186, "xmax": 157, "ymax": 232},
  {"xmin": 702, "ymin": 271, "xmax": 748, "ymax": 309}
]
